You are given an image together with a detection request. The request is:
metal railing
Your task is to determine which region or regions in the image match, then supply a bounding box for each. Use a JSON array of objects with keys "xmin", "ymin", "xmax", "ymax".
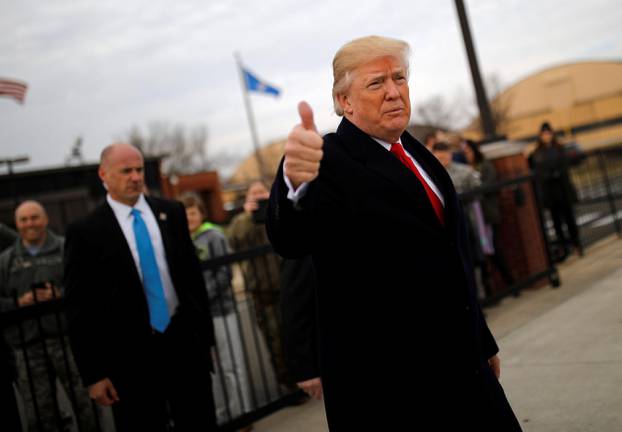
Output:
[
  {"xmin": 0, "ymin": 295, "xmax": 103, "ymax": 432},
  {"xmin": 458, "ymin": 173, "xmax": 560, "ymax": 306},
  {"xmin": 199, "ymin": 241, "xmax": 305, "ymax": 431},
  {"xmin": 457, "ymin": 143, "xmax": 622, "ymax": 305},
  {"xmin": 0, "ymin": 243, "xmax": 301, "ymax": 432},
  {"xmin": 568, "ymin": 145, "xmax": 622, "ymax": 247}
]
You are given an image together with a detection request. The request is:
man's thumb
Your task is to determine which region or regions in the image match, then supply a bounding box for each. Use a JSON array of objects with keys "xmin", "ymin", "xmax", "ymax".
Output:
[{"xmin": 298, "ymin": 101, "xmax": 317, "ymax": 132}]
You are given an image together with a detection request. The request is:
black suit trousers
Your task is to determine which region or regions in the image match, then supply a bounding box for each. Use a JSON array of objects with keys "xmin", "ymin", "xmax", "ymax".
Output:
[{"xmin": 111, "ymin": 313, "xmax": 217, "ymax": 432}]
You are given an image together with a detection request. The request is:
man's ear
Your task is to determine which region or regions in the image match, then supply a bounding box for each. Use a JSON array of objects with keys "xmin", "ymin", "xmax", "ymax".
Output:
[
  {"xmin": 337, "ymin": 93, "xmax": 353, "ymax": 115},
  {"xmin": 98, "ymin": 166, "xmax": 108, "ymax": 190}
]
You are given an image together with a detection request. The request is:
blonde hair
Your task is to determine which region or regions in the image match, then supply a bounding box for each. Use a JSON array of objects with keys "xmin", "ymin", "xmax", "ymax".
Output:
[{"xmin": 332, "ymin": 35, "xmax": 411, "ymax": 116}]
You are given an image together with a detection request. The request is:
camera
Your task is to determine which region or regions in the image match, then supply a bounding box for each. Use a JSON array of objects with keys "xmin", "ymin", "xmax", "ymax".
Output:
[{"xmin": 252, "ymin": 199, "xmax": 269, "ymax": 224}]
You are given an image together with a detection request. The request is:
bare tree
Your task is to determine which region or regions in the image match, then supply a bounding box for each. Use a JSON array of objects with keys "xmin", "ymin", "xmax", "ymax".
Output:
[
  {"xmin": 467, "ymin": 73, "xmax": 513, "ymax": 136},
  {"xmin": 486, "ymin": 73, "xmax": 513, "ymax": 134},
  {"xmin": 414, "ymin": 95, "xmax": 457, "ymax": 131},
  {"xmin": 120, "ymin": 122, "xmax": 229, "ymax": 176},
  {"xmin": 451, "ymin": 87, "xmax": 478, "ymax": 130}
]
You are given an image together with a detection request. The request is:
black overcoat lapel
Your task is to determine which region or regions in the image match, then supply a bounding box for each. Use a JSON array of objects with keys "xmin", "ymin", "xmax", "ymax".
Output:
[
  {"xmin": 336, "ymin": 118, "xmax": 445, "ymax": 233},
  {"xmin": 401, "ymin": 133, "xmax": 462, "ymax": 237},
  {"xmin": 98, "ymin": 202, "xmax": 142, "ymax": 291}
]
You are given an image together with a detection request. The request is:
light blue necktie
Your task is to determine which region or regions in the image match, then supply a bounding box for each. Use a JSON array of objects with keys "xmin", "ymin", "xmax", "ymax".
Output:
[{"xmin": 131, "ymin": 208, "xmax": 170, "ymax": 332}]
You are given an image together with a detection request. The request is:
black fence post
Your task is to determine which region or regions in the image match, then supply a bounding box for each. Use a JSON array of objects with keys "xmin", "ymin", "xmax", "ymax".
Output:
[
  {"xmin": 229, "ymin": 239, "xmax": 272, "ymax": 410},
  {"xmin": 530, "ymin": 174, "xmax": 561, "ymax": 288},
  {"xmin": 206, "ymin": 240, "xmax": 233, "ymax": 424},
  {"xmin": 49, "ymin": 289, "xmax": 84, "ymax": 432}
]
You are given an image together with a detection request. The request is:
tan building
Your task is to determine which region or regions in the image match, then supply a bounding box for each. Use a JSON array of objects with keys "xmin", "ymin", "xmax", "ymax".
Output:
[
  {"xmin": 462, "ymin": 61, "xmax": 622, "ymax": 150},
  {"xmin": 228, "ymin": 139, "xmax": 286, "ymax": 185}
]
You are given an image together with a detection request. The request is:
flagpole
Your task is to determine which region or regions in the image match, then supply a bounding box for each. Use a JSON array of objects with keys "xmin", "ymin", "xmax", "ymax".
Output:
[{"xmin": 235, "ymin": 52, "xmax": 267, "ymax": 180}]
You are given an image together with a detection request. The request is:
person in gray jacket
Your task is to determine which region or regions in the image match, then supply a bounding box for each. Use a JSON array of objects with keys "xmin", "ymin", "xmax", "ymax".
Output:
[
  {"xmin": 432, "ymin": 142, "xmax": 481, "ymax": 194},
  {"xmin": 432, "ymin": 143, "xmax": 492, "ymax": 295},
  {"xmin": 180, "ymin": 193, "xmax": 252, "ymax": 427},
  {"xmin": 0, "ymin": 201, "xmax": 96, "ymax": 431},
  {"xmin": 462, "ymin": 139, "xmax": 515, "ymax": 295}
]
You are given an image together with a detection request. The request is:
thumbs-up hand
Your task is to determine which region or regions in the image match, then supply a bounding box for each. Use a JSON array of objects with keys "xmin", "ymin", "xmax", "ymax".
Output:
[{"xmin": 284, "ymin": 101, "xmax": 324, "ymax": 190}]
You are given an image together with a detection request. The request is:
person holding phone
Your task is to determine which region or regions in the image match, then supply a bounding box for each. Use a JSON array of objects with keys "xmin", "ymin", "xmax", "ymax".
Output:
[{"xmin": 0, "ymin": 200, "xmax": 96, "ymax": 431}]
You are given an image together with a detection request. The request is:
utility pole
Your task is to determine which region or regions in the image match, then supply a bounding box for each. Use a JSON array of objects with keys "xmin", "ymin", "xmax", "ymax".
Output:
[{"xmin": 454, "ymin": 0, "xmax": 496, "ymax": 139}]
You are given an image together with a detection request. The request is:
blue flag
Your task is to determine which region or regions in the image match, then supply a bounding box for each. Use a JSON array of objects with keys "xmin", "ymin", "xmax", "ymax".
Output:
[{"xmin": 242, "ymin": 67, "xmax": 280, "ymax": 97}]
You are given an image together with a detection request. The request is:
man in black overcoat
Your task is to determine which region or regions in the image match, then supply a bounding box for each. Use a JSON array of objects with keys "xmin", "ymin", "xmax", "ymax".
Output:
[{"xmin": 266, "ymin": 35, "xmax": 521, "ymax": 430}]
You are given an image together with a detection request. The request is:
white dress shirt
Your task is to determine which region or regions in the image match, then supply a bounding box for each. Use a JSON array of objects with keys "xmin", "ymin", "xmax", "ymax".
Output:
[
  {"xmin": 284, "ymin": 137, "xmax": 444, "ymax": 206},
  {"xmin": 106, "ymin": 194, "xmax": 179, "ymax": 317}
]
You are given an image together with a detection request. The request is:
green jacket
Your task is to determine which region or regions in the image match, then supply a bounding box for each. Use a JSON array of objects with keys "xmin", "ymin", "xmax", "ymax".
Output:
[{"xmin": 192, "ymin": 222, "xmax": 234, "ymax": 317}]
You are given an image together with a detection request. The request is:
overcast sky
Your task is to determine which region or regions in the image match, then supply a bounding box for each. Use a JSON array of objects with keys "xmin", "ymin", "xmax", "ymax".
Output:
[{"xmin": 1, "ymin": 0, "xmax": 621, "ymax": 176}]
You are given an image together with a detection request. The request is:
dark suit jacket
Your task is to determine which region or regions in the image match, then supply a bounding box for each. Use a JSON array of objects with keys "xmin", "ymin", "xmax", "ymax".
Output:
[
  {"xmin": 64, "ymin": 196, "xmax": 214, "ymax": 387},
  {"xmin": 280, "ymin": 256, "xmax": 320, "ymax": 383},
  {"xmin": 267, "ymin": 118, "xmax": 520, "ymax": 430}
]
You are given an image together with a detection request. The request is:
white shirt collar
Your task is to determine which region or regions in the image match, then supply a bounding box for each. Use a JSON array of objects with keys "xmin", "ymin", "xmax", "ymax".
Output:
[
  {"xmin": 106, "ymin": 194, "xmax": 149, "ymax": 219},
  {"xmin": 372, "ymin": 137, "xmax": 402, "ymax": 151}
]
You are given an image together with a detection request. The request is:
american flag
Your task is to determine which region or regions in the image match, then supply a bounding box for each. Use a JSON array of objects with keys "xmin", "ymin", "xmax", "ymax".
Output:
[{"xmin": 0, "ymin": 78, "xmax": 28, "ymax": 104}]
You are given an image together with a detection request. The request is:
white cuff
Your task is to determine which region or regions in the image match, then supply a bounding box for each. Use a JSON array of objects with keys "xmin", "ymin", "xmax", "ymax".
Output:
[{"xmin": 283, "ymin": 167, "xmax": 310, "ymax": 205}]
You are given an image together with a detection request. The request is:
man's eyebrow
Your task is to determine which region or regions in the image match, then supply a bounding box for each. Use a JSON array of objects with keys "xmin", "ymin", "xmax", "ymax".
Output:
[
  {"xmin": 366, "ymin": 68, "xmax": 405, "ymax": 79},
  {"xmin": 365, "ymin": 72, "xmax": 387, "ymax": 81}
]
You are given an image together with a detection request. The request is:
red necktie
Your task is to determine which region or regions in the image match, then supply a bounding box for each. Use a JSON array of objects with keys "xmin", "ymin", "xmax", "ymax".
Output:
[{"xmin": 390, "ymin": 143, "xmax": 445, "ymax": 226}]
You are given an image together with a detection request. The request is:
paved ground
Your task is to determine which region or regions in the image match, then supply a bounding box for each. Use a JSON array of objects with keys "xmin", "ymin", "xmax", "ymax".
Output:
[
  {"xmin": 252, "ymin": 235, "xmax": 622, "ymax": 432},
  {"xmin": 496, "ymin": 236, "xmax": 622, "ymax": 431}
]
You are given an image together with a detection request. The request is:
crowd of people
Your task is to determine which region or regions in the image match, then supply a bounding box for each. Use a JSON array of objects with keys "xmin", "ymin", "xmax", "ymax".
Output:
[
  {"xmin": 0, "ymin": 148, "xmax": 319, "ymax": 431},
  {"xmin": 0, "ymin": 35, "xmax": 583, "ymax": 432},
  {"xmin": 428, "ymin": 120, "xmax": 582, "ymax": 272}
]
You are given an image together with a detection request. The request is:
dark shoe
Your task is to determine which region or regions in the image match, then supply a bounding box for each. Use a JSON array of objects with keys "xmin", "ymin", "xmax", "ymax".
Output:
[{"xmin": 289, "ymin": 393, "xmax": 311, "ymax": 406}]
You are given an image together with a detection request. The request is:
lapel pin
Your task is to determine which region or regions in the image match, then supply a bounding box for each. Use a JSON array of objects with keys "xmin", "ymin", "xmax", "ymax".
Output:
[{"xmin": 159, "ymin": 212, "xmax": 167, "ymax": 221}]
